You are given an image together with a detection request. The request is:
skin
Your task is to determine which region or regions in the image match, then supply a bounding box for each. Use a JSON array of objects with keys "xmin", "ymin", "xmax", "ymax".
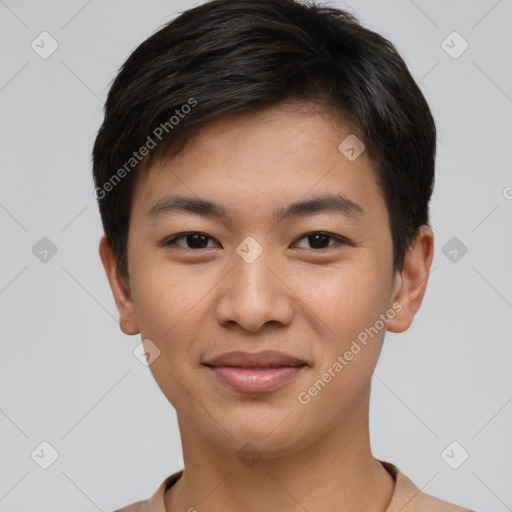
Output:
[{"xmin": 99, "ymin": 101, "xmax": 434, "ymax": 512}]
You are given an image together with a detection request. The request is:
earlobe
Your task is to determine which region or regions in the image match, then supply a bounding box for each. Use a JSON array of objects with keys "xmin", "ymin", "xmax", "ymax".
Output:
[
  {"xmin": 98, "ymin": 235, "xmax": 140, "ymax": 336},
  {"xmin": 386, "ymin": 225, "xmax": 434, "ymax": 334}
]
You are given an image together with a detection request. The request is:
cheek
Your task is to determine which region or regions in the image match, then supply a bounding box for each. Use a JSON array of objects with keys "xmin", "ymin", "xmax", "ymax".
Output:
[
  {"xmin": 130, "ymin": 257, "xmax": 217, "ymax": 362},
  {"xmin": 299, "ymin": 259, "xmax": 389, "ymax": 341},
  {"xmin": 130, "ymin": 250, "xmax": 194, "ymax": 323},
  {"xmin": 130, "ymin": 263, "xmax": 209, "ymax": 406},
  {"xmin": 293, "ymin": 266, "xmax": 389, "ymax": 418}
]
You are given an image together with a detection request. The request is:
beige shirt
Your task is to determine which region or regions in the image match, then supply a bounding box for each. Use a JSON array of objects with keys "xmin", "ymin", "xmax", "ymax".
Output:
[{"xmin": 114, "ymin": 460, "xmax": 474, "ymax": 512}]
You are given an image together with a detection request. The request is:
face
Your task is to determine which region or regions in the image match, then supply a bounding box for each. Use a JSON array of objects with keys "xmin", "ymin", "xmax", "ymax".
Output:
[{"xmin": 100, "ymin": 102, "xmax": 433, "ymax": 459}]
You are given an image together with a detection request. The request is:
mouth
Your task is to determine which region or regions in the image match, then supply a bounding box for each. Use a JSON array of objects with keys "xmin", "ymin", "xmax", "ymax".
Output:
[{"xmin": 203, "ymin": 350, "xmax": 308, "ymax": 393}]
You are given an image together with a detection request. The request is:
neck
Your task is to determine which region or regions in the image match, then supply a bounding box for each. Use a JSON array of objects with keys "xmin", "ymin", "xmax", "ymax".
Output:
[{"xmin": 165, "ymin": 396, "xmax": 395, "ymax": 512}]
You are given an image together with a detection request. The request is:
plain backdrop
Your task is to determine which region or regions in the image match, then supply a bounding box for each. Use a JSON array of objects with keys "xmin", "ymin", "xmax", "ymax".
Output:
[{"xmin": 1, "ymin": 1, "xmax": 511, "ymax": 511}]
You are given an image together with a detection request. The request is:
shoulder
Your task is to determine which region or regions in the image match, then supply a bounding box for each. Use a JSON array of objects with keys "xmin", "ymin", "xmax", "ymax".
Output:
[
  {"xmin": 114, "ymin": 501, "xmax": 147, "ymax": 512},
  {"xmin": 415, "ymin": 491, "xmax": 476, "ymax": 512},
  {"xmin": 113, "ymin": 469, "xmax": 183, "ymax": 512},
  {"xmin": 379, "ymin": 460, "xmax": 475, "ymax": 512}
]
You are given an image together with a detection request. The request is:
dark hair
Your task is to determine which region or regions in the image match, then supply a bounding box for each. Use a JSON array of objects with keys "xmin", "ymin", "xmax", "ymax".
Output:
[{"xmin": 92, "ymin": 0, "xmax": 436, "ymax": 281}]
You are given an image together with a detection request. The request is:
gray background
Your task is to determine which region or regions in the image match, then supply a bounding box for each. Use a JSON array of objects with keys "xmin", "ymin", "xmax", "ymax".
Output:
[{"xmin": 1, "ymin": 0, "xmax": 511, "ymax": 511}]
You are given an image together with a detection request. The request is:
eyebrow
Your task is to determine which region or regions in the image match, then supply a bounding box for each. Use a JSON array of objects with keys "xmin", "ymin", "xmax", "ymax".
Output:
[{"xmin": 148, "ymin": 193, "xmax": 364, "ymax": 222}]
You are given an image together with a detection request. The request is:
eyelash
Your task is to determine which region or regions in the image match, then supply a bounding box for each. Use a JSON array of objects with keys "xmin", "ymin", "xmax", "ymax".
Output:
[{"xmin": 162, "ymin": 231, "xmax": 349, "ymax": 251}]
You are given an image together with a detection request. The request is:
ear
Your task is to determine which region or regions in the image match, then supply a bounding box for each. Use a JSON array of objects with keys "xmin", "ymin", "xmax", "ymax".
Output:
[
  {"xmin": 98, "ymin": 234, "xmax": 140, "ymax": 335},
  {"xmin": 386, "ymin": 225, "xmax": 434, "ymax": 333}
]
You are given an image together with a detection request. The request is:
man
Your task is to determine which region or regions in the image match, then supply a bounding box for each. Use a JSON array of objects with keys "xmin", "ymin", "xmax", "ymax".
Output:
[{"xmin": 92, "ymin": 0, "xmax": 474, "ymax": 510}]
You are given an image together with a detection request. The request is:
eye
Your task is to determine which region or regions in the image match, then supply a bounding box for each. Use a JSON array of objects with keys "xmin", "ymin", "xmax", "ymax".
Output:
[
  {"xmin": 163, "ymin": 232, "xmax": 219, "ymax": 249},
  {"xmin": 293, "ymin": 231, "xmax": 348, "ymax": 250},
  {"xmin": 162, "ymin": 231, "xmax": 349, "ymax": 251}
]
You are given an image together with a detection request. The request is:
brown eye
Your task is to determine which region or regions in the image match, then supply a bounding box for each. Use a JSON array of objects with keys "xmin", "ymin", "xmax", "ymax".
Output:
[
  {"xmin": 294, "ymin": 232, "xmax": 347, "ymax": 250},
  {"xmin": 164, "ymin": 232, "xmax": 218, "ymax": 249}
]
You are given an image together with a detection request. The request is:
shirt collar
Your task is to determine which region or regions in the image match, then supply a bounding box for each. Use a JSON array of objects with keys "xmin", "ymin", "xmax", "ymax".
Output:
[{"xmin": 141, "ymin": 460, "xmax": 423, "ymax": 512}]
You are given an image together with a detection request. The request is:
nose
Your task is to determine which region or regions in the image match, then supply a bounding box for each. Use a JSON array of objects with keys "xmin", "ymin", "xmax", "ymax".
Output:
[{"xmin": 214, "ymin": 249, "xmax": 294, "ymax": 333}]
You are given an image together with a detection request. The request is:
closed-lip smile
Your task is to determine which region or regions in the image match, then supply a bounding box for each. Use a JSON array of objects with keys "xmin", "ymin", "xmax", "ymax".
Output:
[{"xmin": 203, "ymin": 350, "xmax": 308, "ymax": 393}]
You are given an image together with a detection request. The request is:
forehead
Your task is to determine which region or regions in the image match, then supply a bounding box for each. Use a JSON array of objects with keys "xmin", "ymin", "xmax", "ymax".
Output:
[{"xmin": 131, "ymin": 103, "xmax": 387, "ymax": 227}]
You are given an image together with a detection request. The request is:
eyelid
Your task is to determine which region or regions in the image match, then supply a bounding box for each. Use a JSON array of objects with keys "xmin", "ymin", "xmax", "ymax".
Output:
[
  {"xmin": 163, "ymin": 232, "xmax": 219, "ymax": 248},
  {"xmin": 162, "ymin": 231, "xmax": 350, "ymax": 250},
  {"xmin": 293, "ymin": 232, "xmax": 349, "ymax": 249}
]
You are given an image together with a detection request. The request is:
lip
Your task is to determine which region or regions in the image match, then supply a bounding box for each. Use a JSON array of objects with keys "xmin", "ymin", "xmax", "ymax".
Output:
[
  {"xmin": 203, "ymin": 350, "xmax": 308, "ymax": 393},
  {"xmin": 203, "ymin": 350, "xmax": 307, "ymax": 368}
]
